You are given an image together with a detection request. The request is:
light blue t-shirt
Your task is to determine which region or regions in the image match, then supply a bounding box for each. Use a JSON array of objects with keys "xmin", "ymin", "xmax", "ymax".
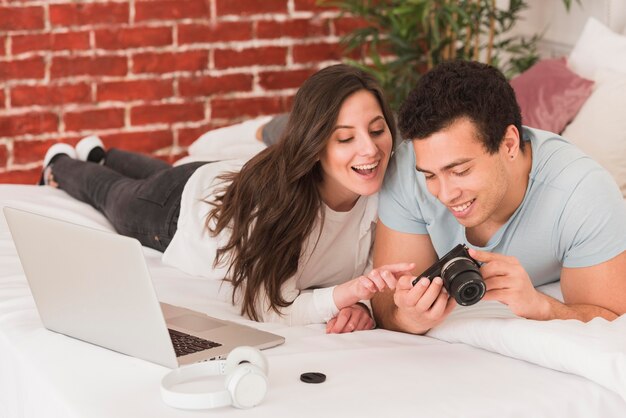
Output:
[{"xmin": 379, "ymin": 127, "xmax": 626, "ymax": 287}]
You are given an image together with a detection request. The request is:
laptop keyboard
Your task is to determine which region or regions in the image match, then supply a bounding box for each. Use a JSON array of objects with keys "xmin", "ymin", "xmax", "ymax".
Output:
[{"xmin": 168, "ymin": 328, "xmax": 222, "ymax": 357}]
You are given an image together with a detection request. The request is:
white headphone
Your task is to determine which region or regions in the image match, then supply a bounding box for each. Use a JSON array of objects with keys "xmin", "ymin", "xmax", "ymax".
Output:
[{"xmin": 161, "ymin": 346, "xmax": 269, "ymax": 410}]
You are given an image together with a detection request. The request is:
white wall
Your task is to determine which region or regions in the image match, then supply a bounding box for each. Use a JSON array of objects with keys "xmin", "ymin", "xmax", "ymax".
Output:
[{"xmin": 511, "ymin": 0, "xmax": 626, "ymax": 56}]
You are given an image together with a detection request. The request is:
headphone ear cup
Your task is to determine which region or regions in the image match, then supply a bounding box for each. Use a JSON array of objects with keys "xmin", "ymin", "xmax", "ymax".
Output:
[
  {"xmin": 224, "ymin": 346, "xmax": 269, "ymax": 375},
  {"xmin": 225, "ymin": 363, "xmax": 268, "ymax": 409}
]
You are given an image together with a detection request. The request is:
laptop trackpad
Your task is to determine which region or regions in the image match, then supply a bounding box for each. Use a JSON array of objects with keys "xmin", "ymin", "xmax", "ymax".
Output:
[{"xmin": 168, "ymin": 314, "xmax": 225, "ymax": 332}]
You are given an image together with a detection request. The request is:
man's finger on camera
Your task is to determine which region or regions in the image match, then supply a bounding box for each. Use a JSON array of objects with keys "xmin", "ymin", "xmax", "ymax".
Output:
[
  {"xmin": 480, "ymin": 258, "xmax": 517, "ymax": 279},
  {"xmin": 429, "ymin": 292, "xmax": 457, "ymax": 319},
  {"xmin": 415, "ymin": 277, "xmax": 446, "ymax": 311},
  {"xmin": 483, "ymin": 275, "xmax": 512, "ymax": 292}
]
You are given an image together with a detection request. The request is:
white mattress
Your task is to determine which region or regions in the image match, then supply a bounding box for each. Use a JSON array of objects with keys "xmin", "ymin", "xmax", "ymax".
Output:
[{"xmin": 1, "ymin": 184, "xmax": 625, "ymax": 418}]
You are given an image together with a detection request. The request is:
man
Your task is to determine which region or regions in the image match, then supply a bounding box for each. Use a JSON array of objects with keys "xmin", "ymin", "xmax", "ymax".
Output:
[{"xmin": 372, "ymin": 60, "xmax": 626, "ymax": 335}]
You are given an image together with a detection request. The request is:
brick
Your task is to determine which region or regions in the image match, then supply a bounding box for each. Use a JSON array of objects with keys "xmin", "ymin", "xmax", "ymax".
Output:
[
  {"xmin": 283, "ymin": 94, "xmax": 295, "ymax": 110},
  {"xmin": 0, "ymin": 89, "xmax": 5, "ymax": 108},
  {"xmin": 49, "ymin": 3, "xmax": 129, "ymax": 26},
  {"xmin": 0, "ymin": 168, "xmax": 40, "ymax": 185},
  {"xmin": 0, "ymin": 57, "xmax": 45, "ymax": 81},
  {"xmin": 294, "ymin": 0, "xmax": 337, "ymax": 12},
  {"xmin": 179, "ymin": 73, "xmax": 253, "ymax": 97},
  {"xmin": 293, "ymin": 42, "xmax": 342, "ymax": 63},
  {"xmin": 132, "ymin": 50, "xmax": 208, "ymax": 74},
  {"xmin": 177, "ymin": 122, "xmax": 226, "ymax": 147},
  {"xmin": 100, "ymin": 130, "xmax": 173, "ymax": 152},
  {"xmin": 0, "ymin": 6, "xmax": 44, "ymax": 30},
  {"xmin": 0, "ymin": 112, "xmax": 58, "ymax": 137},
  {"xmin": 64, "ymin": 108, "xmax": 125, "ymax": 132},
  {"xmin": 333, "ymin": 16, "xmax": 370, "ymax": 36},
  {"xmin": 214, "ymin": 46, "xmax": 286, "ymax": 69},
  {"xmin": 11, "ymin": 83, "xmax": 92, "ymax": 107},
  {"xmin": 97, "ymin": 79, "xmax": 173, "ymax": 102},
  {"xmin": 0, "ymin": 37, "xmax": 6, "ymax": 56},
  {"xmin": 95, "ymin": 27, "xmax": 172, "ymax": 50},
  {"xmin": 131, "ymin": 102, "xmax": 205, "ymax": 126},
  {"xmin": 256, "ymin": 18, "xmax": 329, "ymax": 39},
  {"xmin": 178, "ymin": 22, "xmax": 253, "ymax": 44},
  {"xmin": 154, "ymin": 153, "xmax": 177, "ymax": 164},
  {"xmin": 51, "ymin": 56, "xmax": 127, "ymax": 78},
  {"xmin": 0, "ymin": 143, "xmax": 6, "ymax": 167},
  {"xmin": 259, "ymin": 69, "xmax": 314, "ymax": 90},
  {"xmin": 170, "ymin": 151, "xmax": 189, "ymax": 164},
  {"xmin": 216, "ymin": 0, "xmax": 287, "ymax": 16},
  {"xmin": 12, "ymin": 31, "xmax": 90, "ymax": 54},
  {"xmin": 135, "ymin": 0, "xmax": 209, "ymax": 21},
  {"xmin": 13, "ymin": 138, "xmax": 57, "ymax": 165},
  {"xmin": 211, "ymin": 97, "xmax": 285, "ymax": 119}
]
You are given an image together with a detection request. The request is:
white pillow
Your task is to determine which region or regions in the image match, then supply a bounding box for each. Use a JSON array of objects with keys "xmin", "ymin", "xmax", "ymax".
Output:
[
  {"xmin": 568, "ymin": 17, "xmax": 626, "ymax": 80},
  {"xmin": 561, "ymin": 70, "xmax": 626, "ymax": 198},
  {"xmin": 174, "ymin": 116, "xmax": 272, "ymax": 166}
]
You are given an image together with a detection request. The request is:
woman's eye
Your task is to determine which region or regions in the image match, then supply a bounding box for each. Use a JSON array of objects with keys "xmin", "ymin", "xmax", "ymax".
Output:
[
  {"xmin": 370, "ymin": 129, "xmax": 385, "ymax": 137},
  {"xmin": 337, "ymin": 137, "xmax": 353, "ymax": 143},
  {"xmin": 454, "ymin": 169, "xmax": 470, "ymax": 176}
]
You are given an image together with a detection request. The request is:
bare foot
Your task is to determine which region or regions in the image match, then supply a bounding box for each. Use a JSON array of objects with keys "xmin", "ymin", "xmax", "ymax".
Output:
[
  {"xmin": 44, "ymin": 166, "xmax": 59, "ymax": 188},
  {"xmin": 255, "ymin": 123, "xmax": 267, "ymax": 142}
]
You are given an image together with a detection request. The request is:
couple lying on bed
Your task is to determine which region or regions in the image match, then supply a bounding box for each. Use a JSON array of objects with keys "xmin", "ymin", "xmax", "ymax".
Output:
[{"xmin": 39, "ymin": 61, "xmax": 626, "ymax": 335}]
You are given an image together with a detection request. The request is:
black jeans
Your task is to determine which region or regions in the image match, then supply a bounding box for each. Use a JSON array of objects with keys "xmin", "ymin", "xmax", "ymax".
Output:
[{"xmin": 52, "ymin": 149, "xmax": 208, "ymax": 252}]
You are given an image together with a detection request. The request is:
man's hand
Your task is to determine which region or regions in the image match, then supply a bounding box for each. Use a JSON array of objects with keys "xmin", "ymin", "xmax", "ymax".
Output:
[
  {"xmin": 469, "ymin": 248, "xmax": 550, "ymax": 320},
  {"xmin": 326, "ymin": 304, "xmax": 374, "ymax": 334},
  {"xmin": 392, "ymin": 275, "xmax": 457, "ymax": 334}
]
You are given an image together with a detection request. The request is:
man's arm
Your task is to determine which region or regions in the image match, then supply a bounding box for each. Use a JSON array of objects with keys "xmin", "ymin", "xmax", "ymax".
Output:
[
  {"xmin": 371, "ymin": 221, "xmax": 456, "ymax": 334},
  {"xmin": 472, "ymin": 249, "xmax": 626, "ymax": 321},
  {"xmin": 555, "ymin": 250, "xmax": 626, "ymax": 320}
]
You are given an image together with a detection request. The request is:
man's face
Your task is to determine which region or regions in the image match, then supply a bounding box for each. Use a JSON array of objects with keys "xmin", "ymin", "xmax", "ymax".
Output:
[{"xmin": 412, "ymin": 118, "xmax": 511, "ymax": 230}]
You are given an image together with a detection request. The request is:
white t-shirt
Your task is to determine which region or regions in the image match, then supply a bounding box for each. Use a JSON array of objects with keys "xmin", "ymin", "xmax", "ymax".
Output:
[{"xmin": 162, "ymin": 159, "xmax": 378, "ymax": 325}]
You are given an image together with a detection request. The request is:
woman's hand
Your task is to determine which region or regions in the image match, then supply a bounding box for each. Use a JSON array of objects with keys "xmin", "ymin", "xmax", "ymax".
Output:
[
  {"xmin": 333, "ymin": 263, "xmax": 415, "ymax": 309},
  {"xmin": 326, "ymin": 304, "xmax": 374, "ymax": 334}
]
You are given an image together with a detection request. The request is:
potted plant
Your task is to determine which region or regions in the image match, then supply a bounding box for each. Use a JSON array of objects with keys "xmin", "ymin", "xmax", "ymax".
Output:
[{"xmin": 326, "ymin": 0, "xmax": 578, "ymax": 109}]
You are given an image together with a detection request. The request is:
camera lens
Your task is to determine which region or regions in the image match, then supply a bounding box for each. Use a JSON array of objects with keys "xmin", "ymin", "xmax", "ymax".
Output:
[
  {"xmin": 462, "ymin": 284, "xmax": 479, "ymax": 300},
  {"xmin": 441, "ymin": 258, "xmax": 485, "ymax": 306}
]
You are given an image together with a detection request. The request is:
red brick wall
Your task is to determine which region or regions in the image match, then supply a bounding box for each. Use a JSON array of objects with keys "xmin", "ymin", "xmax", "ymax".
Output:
[{"xmin": 0, "ymin": 0, "xmax": 356, "ymax": 184}]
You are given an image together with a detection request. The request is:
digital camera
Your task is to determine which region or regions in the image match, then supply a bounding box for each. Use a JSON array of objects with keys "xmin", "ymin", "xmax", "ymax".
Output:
[{"xmin": 412, "ymin": 244, "xmax": 485, "ymax": 306}]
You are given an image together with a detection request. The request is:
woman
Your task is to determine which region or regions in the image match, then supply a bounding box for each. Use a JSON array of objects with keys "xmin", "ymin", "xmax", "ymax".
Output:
[{"xmin": 40, "ymin": 64, "xmax": 413, "ymax": 333}]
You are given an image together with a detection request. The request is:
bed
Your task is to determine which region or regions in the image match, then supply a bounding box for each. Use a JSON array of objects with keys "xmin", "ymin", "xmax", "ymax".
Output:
[{"xmin": 2, "ymin": 4, "xmax": 626, "ymax": 418}]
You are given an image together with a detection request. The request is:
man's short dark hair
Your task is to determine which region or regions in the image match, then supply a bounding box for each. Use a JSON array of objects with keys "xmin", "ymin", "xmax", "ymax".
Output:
[{"xmin": 398, "ymin": 60, "xmax": 523, "ymax": 153}]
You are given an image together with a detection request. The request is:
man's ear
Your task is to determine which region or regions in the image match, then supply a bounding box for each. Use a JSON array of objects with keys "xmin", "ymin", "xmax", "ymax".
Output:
[{"xmin": 501, "ymin": 125, "xmax": 521, "ymax": 159}]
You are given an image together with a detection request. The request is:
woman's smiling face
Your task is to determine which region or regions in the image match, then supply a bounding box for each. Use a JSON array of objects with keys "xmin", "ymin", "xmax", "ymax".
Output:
[{"xmin": 318, "ymin": 89, "xmax": 393, "ymax": 211}]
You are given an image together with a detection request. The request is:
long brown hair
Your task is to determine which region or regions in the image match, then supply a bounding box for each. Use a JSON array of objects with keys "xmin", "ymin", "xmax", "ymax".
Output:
[{"xmin": 206, "ymin": 64, "xmax": 397, "ymax": 321}]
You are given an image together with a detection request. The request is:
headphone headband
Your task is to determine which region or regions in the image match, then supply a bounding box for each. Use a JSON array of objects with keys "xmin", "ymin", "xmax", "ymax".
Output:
[{"xmin": 160, "ymin": 346, "xmax": 268, "ymax": 410}]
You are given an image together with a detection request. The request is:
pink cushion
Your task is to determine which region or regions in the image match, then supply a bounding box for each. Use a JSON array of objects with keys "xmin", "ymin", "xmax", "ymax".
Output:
[{"xmin": 510, "ymin": 58, "xmax": 594, "ymax": 134}]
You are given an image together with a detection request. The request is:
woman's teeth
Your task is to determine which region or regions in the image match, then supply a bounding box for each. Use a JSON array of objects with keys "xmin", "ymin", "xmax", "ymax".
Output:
[
  {"xmin": 451, "ymin": 199, "xmax": 474, "ymax": 212},
  {"xmin": 352, "ymin": 162, "xmax": 379, "ymax": 174}
]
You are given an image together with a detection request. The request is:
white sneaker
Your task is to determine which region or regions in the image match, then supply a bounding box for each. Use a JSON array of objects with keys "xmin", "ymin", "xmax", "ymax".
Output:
[
  {"xmin": 38, "ymin": 143, "xmax": 77, "ymax": 185},
  {"xmin": 75, "ymin": 135, "xmax": 106, "ymax": 164}
]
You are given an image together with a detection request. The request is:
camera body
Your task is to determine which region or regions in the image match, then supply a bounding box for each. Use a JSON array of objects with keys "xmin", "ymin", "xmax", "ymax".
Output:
[{"xmin": 412, "ymin": 244, "xmax": 485, "ymax": 306}]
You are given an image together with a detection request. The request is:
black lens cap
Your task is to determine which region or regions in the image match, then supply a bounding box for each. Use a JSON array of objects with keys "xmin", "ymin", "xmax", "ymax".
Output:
[{"xmin": 300, "ymin": 372, "xmax": 326, "ymax": 384}]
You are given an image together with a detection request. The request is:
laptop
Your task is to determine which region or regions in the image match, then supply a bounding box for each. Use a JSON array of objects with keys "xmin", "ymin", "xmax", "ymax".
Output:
[{"xmin": 3, "ymin": 206, "xmax": 285, "ymax": 369}]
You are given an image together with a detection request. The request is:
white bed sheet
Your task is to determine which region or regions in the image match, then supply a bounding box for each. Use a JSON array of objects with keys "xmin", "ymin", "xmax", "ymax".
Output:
[{"xmin": 1, "ymin": 185, "xmax": 625, "ymax": 418}]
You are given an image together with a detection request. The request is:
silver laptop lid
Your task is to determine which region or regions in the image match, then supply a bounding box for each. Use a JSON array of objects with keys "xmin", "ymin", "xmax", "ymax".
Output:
[{"xmin": 4, "ymin": 206, "xmax": 179, "ymax": 368}]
